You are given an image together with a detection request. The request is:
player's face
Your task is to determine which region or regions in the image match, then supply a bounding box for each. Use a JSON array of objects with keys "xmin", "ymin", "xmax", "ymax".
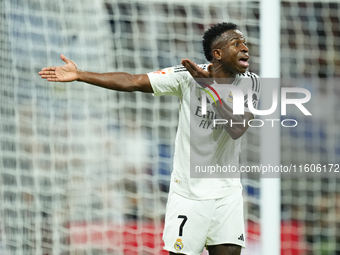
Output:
[{"xmin": 214, "ymin": 29, "xmax": 249, "ymax": 75}]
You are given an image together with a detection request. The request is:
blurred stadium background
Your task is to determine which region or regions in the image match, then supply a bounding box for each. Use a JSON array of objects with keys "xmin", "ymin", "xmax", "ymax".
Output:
[{"xmin": 0, "ymin": 0, "xmax": 340, "ymax": 254}]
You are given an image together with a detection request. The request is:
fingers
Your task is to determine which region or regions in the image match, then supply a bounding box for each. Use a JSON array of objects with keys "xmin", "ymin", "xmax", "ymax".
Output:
[
  {"xmin": 61, "ymin": 54, "xmax": 78, "ymax": 69},
  {"xmin": 60, "ymin": 54, "xmax": 70, "ymax": 64},
  {"xmin": 181, "ymin": 58, "xmax": 198, "ymax": 73},
  {"xmin": 181, "ymin": 58, "xmax": 213, "ymax": 89},
  {"xmin": 207, "ymin": 63, "xmax": 213, "ymax": 75},
  {"xmin": 39, "ymin": 67, "xmax": 57, "ymax": 81},
  {"xmin": 39, "ymin": 70, "xmax": 56, "ymax": 75},
  {"xmin": 181, "ymin": 58, "xmax": 212, "ymax": 78},
  {"xmin": 46, "ymin": 78, "xmax": 59, "ymax": 82},
  {"xmin": 40, "ymin": 66, "xmax": 56, "ymax": 72},
  {"xmin": 40, "ymin": 74, "xmax": 56, "ymax": 79},
  {"xmin": 182, "ymin": 58, "xmax": 196, "ymax": 67},
  {"xmin": 40, "ymin": 73, "xmax": 59, "ymax": 82},
  {"xmin": 181, "ymin": 58, "xmax": 203, "ymax": 79}
]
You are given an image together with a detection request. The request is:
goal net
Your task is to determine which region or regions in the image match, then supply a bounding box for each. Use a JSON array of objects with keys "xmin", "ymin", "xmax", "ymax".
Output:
[
  {"xmin": 0, "ymin": 1, "xmax": 339, "ymax": 255},
  {"xmin": 280, "ymin": 2, "xmax": 340, "ymax": 255}
]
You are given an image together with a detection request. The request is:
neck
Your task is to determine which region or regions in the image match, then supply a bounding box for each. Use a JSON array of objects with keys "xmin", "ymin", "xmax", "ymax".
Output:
[{"xmin": 211, "ymin": 62, "xmax": 237, "ymax": 80}]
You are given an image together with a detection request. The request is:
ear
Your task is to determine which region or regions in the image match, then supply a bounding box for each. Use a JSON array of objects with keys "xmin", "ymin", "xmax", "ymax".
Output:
[{"xmin": 212, "ymin": 49, "xmax": 222, "ymax": 61}]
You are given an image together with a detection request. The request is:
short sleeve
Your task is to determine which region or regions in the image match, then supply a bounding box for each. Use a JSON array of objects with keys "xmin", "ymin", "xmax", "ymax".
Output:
[
  {"xmin": 147, "ymin": 66, "xmax": 190, "ymax": 97},
  {"xmin": 242, "ymin": 72, "xmax": 261, "ymax": 114}
]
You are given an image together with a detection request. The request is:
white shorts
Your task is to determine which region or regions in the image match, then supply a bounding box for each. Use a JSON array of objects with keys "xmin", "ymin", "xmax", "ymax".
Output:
[{"xmin": 163, "ymin": 187, "xmax": 245, "ymax": 255}]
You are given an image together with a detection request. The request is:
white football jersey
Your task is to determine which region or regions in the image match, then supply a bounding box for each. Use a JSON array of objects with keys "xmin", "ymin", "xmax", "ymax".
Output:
[{"xmin": 147, "ymin": 64, "xmax": 261, "ymax": 200}]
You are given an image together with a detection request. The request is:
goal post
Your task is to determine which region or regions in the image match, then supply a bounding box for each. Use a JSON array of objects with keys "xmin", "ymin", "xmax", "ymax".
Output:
[{"xmin": 260, "ymin": 1, "xmax": 281, "ymax": 255}]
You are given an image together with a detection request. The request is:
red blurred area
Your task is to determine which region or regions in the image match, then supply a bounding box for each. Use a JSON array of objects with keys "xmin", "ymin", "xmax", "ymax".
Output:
[
  {"xmin": 281, "ymin": 220, "xmax": 308, "ymax": 255},
  {"xmin": 69, "ymin": 222, "xmax": 167, "ymax": 255},
  {"xmin": 69, "ymin": 220, "xmax": 307, "ymax": 255}
]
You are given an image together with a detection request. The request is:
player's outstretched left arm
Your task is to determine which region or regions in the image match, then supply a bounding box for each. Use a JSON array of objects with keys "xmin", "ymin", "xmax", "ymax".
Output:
[{"xmin": 39, "ymin": 54, "xmax": 153, "ymax": 93}]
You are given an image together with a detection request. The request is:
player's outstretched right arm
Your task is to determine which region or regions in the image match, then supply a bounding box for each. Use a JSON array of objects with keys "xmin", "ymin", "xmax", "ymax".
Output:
[{"xmin": 39, "ymin": 54, "xmax": 153, "ymax": 93}]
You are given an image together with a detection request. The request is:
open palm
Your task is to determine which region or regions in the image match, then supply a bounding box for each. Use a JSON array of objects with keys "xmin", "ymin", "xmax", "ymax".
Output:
[
  {"xmin": 39, "ymin": 54, "xmax": 78, "ymax": 82},
  {"xmin": 181, "ymin": 58, "xmax": 214, "ymax": 86}
]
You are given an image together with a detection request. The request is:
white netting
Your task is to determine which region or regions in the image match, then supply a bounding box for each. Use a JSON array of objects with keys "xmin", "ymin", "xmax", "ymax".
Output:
[
  {"xmin": 280, "ymin": 2, "xmax": 340, "ymax": 255},
  {"xmin": 1, "ymin": 1, "xmax": 339, "ymax": 255}
]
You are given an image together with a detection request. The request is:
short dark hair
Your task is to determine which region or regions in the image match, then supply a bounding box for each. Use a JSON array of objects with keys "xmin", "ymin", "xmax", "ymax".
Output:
[{"xmin": 202, "ymin": 22, "xmax": 238, "ymax": 62}]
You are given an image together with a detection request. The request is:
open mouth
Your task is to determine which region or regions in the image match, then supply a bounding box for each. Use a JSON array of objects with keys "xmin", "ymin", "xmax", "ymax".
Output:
[{"xmin": 238, "ymin": 57, "xmax": 249, "ymax": 68}]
